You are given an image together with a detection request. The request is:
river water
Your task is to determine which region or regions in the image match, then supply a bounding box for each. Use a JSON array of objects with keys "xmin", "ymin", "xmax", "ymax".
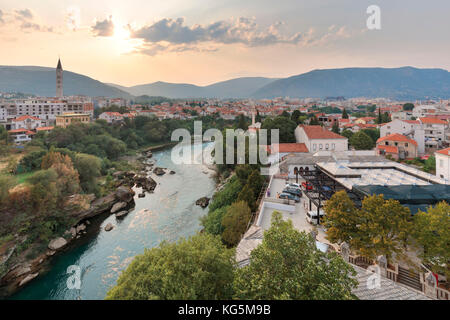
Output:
[{"xmin": 11, "ymin": 143, "xmax": 216, "ymax": 300}]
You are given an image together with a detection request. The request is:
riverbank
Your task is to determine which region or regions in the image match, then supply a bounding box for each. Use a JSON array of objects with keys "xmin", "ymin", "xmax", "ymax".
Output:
[
  {"xmin": 0, "ymin": 148, "xmax": 159, "ymax": 298},
  {"xmin": 8, "ymin": 143, "xmax": 217, "ymax": 300}
]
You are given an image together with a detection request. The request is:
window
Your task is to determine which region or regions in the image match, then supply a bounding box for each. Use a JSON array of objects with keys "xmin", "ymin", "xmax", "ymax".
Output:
[
  {"xmin": 319, "ymin": 144, "xmax": 323, "ymax": 150},
  {"xmin": 385, "ymin": 142, "xmax": 389, "ymax": 146},
  {"xmin": 332, "ymin": 143, "xmax": 335, "ymax": 150},
  {"xmin": 440, "ymin": 160, "xmax": 444, "ymax": 168},
  {"xmin": 313, "ymin": 144, "xmax": 316, "ymax": 151},
  {"xmin": 405, "ymin": 143, "xmax": 408, "ymax": 147},
  {"xmin": 325, "ymin": 143, "xmax": 329, "ymax": 150}
]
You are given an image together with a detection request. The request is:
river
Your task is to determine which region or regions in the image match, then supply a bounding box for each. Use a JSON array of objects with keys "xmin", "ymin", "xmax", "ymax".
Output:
[{"xmin": 11, "ymin": 143, "xmax": 216, "ymax": 300}]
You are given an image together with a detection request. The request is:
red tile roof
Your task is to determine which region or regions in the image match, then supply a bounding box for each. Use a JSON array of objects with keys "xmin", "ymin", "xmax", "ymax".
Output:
[
  {"xmin": 299, "ymin": 125, "xmax": 346, "ymax": 140},
  {"xmin": 377, "ymin": 133, "xmax": 418, "ymax": 146},
  {"xmin": 435, "ymin": 147, "xmax": 450, "ymax": 156},
  {"xmin": 12, "ymin": 115, "xmax": 40, "ymax": 122},
  {"xmin": 402, "ymin": 120, "xmax": 420, "ymax": 124},
  {"xmin": 268, "ymin": 143, "xmax": 309, "ymax": 154},
  {"xmin": 419, "ymin": 117, "xmax": 448, "ymax": 125}
]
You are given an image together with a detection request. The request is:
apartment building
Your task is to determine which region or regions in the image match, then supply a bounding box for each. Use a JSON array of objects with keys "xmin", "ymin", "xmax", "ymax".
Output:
[{"xmin": 55, "ymin": 113, "xmax": 91, "ymax": 128}]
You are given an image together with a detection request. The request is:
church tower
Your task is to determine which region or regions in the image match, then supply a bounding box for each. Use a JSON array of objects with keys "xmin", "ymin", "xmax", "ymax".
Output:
[{"xmin": 56, "ymin": 58, "xmax": 63, "ymax": 98}]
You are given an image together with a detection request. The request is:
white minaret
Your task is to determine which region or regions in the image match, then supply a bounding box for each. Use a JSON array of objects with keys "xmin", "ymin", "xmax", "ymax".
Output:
[{"xmin": 56, "ymin": 58, "xmax": 63, "ymax": 98}]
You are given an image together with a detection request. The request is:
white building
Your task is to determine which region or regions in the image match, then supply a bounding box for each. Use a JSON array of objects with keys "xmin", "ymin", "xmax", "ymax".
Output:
[
  {"xmin": 413, "ymin": 105, "xmax": 437, "ymax": 118},
  {"xmin": 99, "ymin": 111, "xmax": 124, "ymax": 123},
  {"xmin": 10, "ymin": 115, "xmax": 42, "ymax": 130},
  {"xmin": 295, "ymin": 125, "xmax": 348, "ymax": 152},
  {"xmin": 419, "ymin": 117, "xmax": 448, "ymax": 150},
  {"xmin": 435, "ymin": 147, "xmax": 450, "ymax": 182}
]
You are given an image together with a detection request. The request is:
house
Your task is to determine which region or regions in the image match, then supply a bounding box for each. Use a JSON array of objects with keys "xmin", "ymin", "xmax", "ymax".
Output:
[
  {"xmin": 380, "ymin": 119, "xmax": 424, "ymax": 154},
  {"xmin": 435, "ymin": 147, "xmax": 450, "ymax": 182},
  {"xmin": 376, "ymin": 133, "xmax": 418, "ymax": 160},
  {"xmin": 354, "ymin": 117, "xmax": 376, "ymax": 125},
  {"xmin": 10, "ymin": 115, "xmax": 42, "ymax": 130},
  {"xmin": 8, "ymin": 128, "xmax": 36, "ymax": 144},
  {"xmin": 295, "ymin": 125, "xmax": 348, "ymax": 152},
  {"xmin": 55, "ymin": 113, "xmax": 90, "ymax": 128},
  {"xmin": 98, "ymin": 112, "xmax": 124, "ymax": 123}
]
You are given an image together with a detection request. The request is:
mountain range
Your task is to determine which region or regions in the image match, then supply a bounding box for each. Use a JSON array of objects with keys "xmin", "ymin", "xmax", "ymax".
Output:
[{"xmin": 0, "ymin": 66, "xmax": 449, "ymax": 100}]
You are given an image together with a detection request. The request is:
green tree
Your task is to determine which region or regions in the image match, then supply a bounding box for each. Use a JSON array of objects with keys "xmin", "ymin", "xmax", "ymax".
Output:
[
  {"xmin": 354, "ymin": 195, "xmax": 411, "ymax": 261},
  {"xmin": 201, "ymin": 206, "xmax": 229, "ymax": 236},
  {"xmin": 350, "ymin": 131, "xmax": 374, "ymax": 150},
  {"xmin": 74, "ymin": 153, "xmax": 102, "ymax": 194},
  {"xmin": 105, "ymin": 233, "xmax": 235, "ymax": 300},
  {"xmin": 331, "ymin": 121, "xmax": 340, "ymax": 134},
  {"xmin": 403, "ymin": 103, "xmax": 414, "ymax": 111},
  {"xmin": 261, "ymin": 116, "xmax": 297, "ymax": 144},
  {"xmin": 423, "ymin": 156, "xmax": 436, "ymax": 173},
  {"xmin": 222, "ymin": 201, "xmax": 252, "ymax": 247},
  {"xmin": 237, "ymin": 114, "xmax": 248, "ymax": 130},
  {"xmin": 323, "ymin": 191, "xmax": 360, "ymax": 245},
  {"xmin": 309, "ymin": 115, "xmax": 319, "ymax": 125},
  {"xmin": 233, "ymin": 212, "xmax": 358, "ymax": 299},
  {"xmin": 413, "ymin": 202, "xmax": 450, "ymax": 278},
  {"xmin": 342, "ymin": 109, "xmax": 349, "ymax": 119},
  {"xmin": 237, "ymin": 184, "xmax": 257, "ymax": 212},
  {"xmin": 341, "ymin": 129, "xmax": 354, "ymax": 141}
]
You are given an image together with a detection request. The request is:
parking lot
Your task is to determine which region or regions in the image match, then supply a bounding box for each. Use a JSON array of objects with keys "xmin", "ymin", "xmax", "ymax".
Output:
[{"xmin": 259, "ymin": 177, "xmax": 330, "ymax": 245}]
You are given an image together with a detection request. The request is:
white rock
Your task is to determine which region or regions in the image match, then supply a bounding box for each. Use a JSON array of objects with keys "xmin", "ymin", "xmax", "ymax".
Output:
[
  {"xmin": 19, "ymin": 273, "xmax": 39, "ymax": 287},
  {"xmin": 48, "ymin": 237, "xmax": 67, "ymax": 251},
  {"xmin": 110, "ymin": 202, "xmax": 127, "ymax": 214}
]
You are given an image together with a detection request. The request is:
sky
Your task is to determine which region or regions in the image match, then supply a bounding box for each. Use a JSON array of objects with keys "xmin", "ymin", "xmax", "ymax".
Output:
[{"xmin": 0, "ymin": 0, "xmax": 449, "ymax": 86}]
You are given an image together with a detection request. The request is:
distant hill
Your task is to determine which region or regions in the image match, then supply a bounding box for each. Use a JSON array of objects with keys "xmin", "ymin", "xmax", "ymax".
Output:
[
  {"xmin": 0, "ymin": 66, "xmax": 132, "ymax": 98},
  {"xmin": 112, "ymin": 77, "xmax": 278, "ymax": 99},
  {"xmin": 1, "ymin": 66, "xmax": 449, "ymax": 100},
  {"xmin": 251, "ymin": 67, "xmax": 450, "ymax": 100}
]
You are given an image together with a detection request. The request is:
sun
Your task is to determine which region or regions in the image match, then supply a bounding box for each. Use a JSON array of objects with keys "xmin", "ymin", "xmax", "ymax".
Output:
[{"xmin": 110, "ymin": 18, "xmax": 134, "ymax": 54}]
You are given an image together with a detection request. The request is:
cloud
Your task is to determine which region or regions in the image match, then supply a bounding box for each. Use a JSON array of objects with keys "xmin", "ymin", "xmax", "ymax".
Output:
[
  {"xmin": 65, "ymin": 6, "xmax": 81, "ymax": 31},
  {"xmin": 15, "ymin": 9, "xmax": 33, "ymax": 20},
  {"xmin": 0, "ymin": 8, "xmax": 55, "ymax": 33},
  {"xmin": 91, "ymin": 16, "xmax": 114, "ymax": 37},
  {"xmin": 130, "ymin": 17, "xmax": 303, "ymax": 47},
  {"xmin": 129, "ymin": 17, "xmax": 356, "ymax": 56}
]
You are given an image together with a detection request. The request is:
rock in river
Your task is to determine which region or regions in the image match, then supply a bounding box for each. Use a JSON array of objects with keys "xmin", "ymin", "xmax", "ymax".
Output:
[
  {"xmin": 104, "ymin": 223, "xmax": 114, "ymax": 232},
  {"xmin": 195, "ymin": 197, "xmax": 210, "ymax": 208},
  {"xmin": 110, "ymin": 202, "xmax": 127, "ymax": 214},
  {"xmin": 115, "ymin": 211, "xmax": 129, "ymax": 218},
  {"xmin": 19, "ymin": 273, "xmax": 39, "ymax": 287},
  {"xmin": 115, "ymin": 186, "xmax": 135, "ymax": 203},
  {"xmin": 153, "ymin": 167, "xmax": 166, "ymax": 176},
  {"xmin": 48, "ymin": 237, "xmax": 67, "ymax": 251}
]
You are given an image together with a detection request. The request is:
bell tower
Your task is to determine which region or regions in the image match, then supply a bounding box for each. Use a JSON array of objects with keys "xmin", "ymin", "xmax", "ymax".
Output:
[{"xmin": 56, "ymin": 58, "xmax": 63, "ymax": 98}]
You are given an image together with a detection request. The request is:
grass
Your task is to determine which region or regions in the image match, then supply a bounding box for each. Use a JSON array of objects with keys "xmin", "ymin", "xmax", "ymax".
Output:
[{"xmin": 14, "ymin": 172, "xmax": 34, "ymax": 185}]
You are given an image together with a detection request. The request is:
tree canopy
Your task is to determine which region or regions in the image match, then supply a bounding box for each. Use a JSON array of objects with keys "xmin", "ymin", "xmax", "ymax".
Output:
[
  {"xmin": 106, "ymin": 233, "xmax": 235, "ymax": 300},
  {"xmin": 233, "ymin": 212, "xmax": 358, "ymax": 300}
]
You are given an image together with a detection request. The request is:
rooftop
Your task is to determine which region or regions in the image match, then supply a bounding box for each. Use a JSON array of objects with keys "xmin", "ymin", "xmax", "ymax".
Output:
[
  {"xmin": 299, "ymin": 125, "xmax": 347, "ymax": 140},
  {"xmin": 377, "ymin": 133, "xmax": 418, "ymax": 146},
  {"xmin": 435, "ymin": 147, "xmax": 450, "ymax": 157}
]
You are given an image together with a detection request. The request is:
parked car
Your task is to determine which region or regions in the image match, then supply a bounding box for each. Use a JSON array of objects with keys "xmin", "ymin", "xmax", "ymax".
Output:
[
  {"xmin": 278, "ymin": 192, "xmax": 300, "ymax": 202},
  {"xmin": 302, "ymin": 181, "xmax": 313, "ymax": 190},
  {"xmin": 283, "ymin": 187, "xmax": 302, "ymax": 197},
  {"xmin": 285, "ymin": 183, "xmax": 301, "ymax": 189},
  {"xmin": 306, "ymin": 209, "xmax": 325, "ymax": 225}
]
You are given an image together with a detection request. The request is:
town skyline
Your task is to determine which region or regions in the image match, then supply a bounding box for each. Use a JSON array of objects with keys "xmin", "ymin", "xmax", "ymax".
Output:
[{"xmin": 0, "ymin": 0, "xmax": 449, "ymax": 86}]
